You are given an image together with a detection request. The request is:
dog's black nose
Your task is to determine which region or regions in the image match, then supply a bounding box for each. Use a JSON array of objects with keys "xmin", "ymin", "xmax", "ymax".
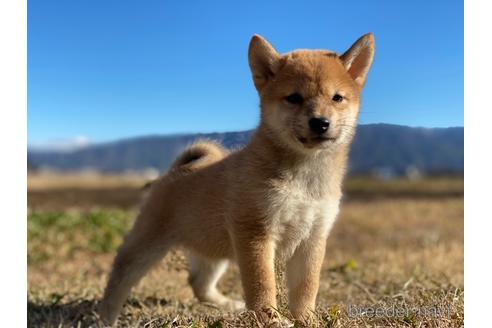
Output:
[{"xmin": 309, "ymin": 117, "xmax": 330, "ymax": 135}]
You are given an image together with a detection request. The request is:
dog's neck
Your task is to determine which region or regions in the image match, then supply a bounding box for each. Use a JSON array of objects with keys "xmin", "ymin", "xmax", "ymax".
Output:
[{"xmin": 245, "ymin": 124, "xmax": 350, "ymax": 198}]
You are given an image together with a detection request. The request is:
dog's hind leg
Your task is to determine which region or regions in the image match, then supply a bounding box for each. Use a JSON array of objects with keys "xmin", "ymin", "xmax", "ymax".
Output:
[
  {"xmin": 187, "ymin": 253, "xmax": 245, "ymax": 311},
  {"xmin": 99, "ymin": 222, "xmax": 171, "ymax": 325}
]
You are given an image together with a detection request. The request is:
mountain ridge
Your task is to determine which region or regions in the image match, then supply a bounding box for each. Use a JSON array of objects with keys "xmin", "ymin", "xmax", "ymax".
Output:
[{"xmin": 28, "ymin": 124, "xmax": 464, "ymax": 177}]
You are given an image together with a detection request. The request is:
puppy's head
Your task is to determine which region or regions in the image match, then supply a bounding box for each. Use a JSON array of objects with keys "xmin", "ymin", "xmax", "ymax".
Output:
[{"xmin": 249, "ymin": 34, "xmax": 375, "ymax": 153}]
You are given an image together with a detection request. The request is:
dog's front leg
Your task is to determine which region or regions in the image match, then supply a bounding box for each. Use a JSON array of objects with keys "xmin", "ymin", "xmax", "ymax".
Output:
[
  {"xmin": 232, "ymin": 224, "xmax": 277, "ymax": 314},
  {"xmin": 286, "ymin": 235, "xmax": 327, "ymax": 320}
]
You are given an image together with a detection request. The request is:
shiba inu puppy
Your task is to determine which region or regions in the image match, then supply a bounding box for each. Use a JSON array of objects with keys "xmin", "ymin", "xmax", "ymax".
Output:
[{"xmin": 99, "ymin": 33, "xmax": 375, "ymax": 325}]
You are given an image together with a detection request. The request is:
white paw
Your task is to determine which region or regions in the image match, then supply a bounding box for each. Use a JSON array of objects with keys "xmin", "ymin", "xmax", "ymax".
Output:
[{"xmin": 225, "ymin": 299, "xmax": 245, "ymax": 311}]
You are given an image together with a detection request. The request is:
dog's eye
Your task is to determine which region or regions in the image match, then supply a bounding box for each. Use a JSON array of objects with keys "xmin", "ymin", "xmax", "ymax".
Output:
[
  {"xmin": 332, "ymin": 94, "xmax": 344, "ymax": 103},
  {"xmin": 285, "ymin": 93, "xmax": 304, "ymax": 105}
]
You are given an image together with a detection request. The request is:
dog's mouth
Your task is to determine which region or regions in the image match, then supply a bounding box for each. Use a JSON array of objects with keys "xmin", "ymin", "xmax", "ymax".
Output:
[{"xmin": 297, "ymin": 136, "xmax": 337, "ymax": 147}]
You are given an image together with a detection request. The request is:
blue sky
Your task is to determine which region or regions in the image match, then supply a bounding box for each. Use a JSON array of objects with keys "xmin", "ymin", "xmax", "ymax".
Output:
[{"xmin": 28, "ymin": 0, "xmax": 463, "ymax": 145}]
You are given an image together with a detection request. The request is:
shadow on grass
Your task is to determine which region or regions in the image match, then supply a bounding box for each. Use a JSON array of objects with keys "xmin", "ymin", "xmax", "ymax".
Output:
[
  {"xmin": 27, "ymin": 297, "xmax": 170, "ymax": 328},
  {"xmin": 28, "ymin": 299, "xmax": 101, "ymax": 328}
]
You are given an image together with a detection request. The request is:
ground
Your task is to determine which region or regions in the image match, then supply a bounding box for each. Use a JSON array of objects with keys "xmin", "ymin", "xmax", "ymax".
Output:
[{"xmin": 27, "ymin": 173, "xmax": 464, "ymax": 327}]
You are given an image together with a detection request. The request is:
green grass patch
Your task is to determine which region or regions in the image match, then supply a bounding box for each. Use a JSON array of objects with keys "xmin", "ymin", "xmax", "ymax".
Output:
[{"xmin": 28, "ymin": 210, "xmax": 134, "ymax": 264}]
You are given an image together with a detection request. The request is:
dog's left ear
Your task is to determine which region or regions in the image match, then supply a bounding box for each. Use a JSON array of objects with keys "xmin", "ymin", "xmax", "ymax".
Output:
[
  {"xmin": 340, "ymin": 33, "xmax": 375, "ymax": 88},
  {"xmin": 249, "ymin": 35, "xmax": 281, "ymax": 92}
]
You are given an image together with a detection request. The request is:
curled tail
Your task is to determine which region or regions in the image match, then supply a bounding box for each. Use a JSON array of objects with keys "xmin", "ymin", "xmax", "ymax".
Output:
[
  {"xmin": 170, "ymin": 139, "xmax": 228, "ymax": 172},
  {"xmin": 143, "ymin": 140, "xmax": 228, "ymax": 191}
]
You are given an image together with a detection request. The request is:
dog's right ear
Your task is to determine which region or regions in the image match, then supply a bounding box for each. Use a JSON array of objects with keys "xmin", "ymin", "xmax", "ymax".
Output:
[
  {"xmin": 248, "ymin": 35, "xmax": 280, "ymax": 92},
  {"xmin": 340, "ymin": 33, "xmax": 375, "ymax": 88}
]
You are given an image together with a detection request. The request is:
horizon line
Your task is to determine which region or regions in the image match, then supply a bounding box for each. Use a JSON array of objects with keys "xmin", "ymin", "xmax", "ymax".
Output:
[{"xmin": 28, "ymin": 122, "xmax": 464, "ymax": 152}]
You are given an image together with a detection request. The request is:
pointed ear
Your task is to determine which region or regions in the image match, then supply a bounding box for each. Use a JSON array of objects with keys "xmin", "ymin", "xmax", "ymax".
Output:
[
  {"xmin": 340, "ymin": 33, "xmax": 375, "ymax": 88},
  {"xmin": 248, "ymin": 35, "xmax": 281, "ymax": 91}
]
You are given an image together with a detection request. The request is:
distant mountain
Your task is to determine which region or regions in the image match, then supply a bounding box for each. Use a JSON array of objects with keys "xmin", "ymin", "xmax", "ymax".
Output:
[{"xmin": 28, "ymin": 124, "xmax": 463, "ymax": 177}]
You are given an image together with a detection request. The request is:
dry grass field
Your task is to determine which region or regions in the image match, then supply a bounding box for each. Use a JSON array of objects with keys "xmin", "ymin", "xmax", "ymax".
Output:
[{"xmin": 27, "ymin": 173, "xmax": 464, "ymax": 327}]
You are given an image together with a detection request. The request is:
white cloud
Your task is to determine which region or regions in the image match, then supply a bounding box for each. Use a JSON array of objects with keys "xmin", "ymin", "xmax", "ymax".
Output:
[{"xmin": 28, "ymin": 135, "xmax": 91, "ymax": 152}]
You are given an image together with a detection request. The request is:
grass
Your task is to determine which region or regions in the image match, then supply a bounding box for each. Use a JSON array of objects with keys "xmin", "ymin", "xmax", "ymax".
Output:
[
  {"xmin": 28, "ymin": 171, "xmax": 463, "ymax": 195},
  {"xmin": 28, "ymin": 210, "xmax": 131, "ymax": 264},
  {"xmin": 344, "ymin": 177, "xmax": 464, "ymax": 198},
  {"xmin": 27, "ymin": 171, "xmax": 152, "ymax": 190},
  {"xmin": 27, "ymin": 177, "xmax": 464, "ymax": 327},
  {"xmin": 27, "ymin": 175, "xmax": 464, "ymax": 213}
]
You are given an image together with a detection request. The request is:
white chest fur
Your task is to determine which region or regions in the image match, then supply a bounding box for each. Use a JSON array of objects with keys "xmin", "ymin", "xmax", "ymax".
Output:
[{"xmin": 262, "ymin": 166, "xmax": 342, "ymax": 261}]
